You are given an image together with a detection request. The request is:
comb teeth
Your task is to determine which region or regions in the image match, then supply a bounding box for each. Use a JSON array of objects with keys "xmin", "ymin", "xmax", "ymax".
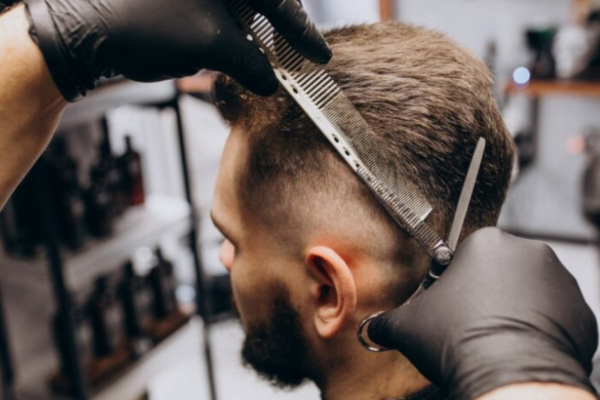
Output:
[{"xmin": 228, "ymin": 0, "xmax": 448, "ymax": 260}]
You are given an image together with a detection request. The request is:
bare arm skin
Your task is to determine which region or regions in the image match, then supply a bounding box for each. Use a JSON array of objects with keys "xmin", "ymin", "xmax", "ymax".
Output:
[
  {"xmin": 0, "ymin": 5, "xmax": 67, "ymax": 210},
  {"xmin": 477, "ymin": 383, "xmax": 596, "ymax": 400}
]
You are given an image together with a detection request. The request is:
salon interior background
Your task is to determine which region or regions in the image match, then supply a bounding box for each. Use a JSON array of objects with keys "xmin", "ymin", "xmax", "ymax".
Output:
[
  {"xmin": 1, "ymin": 0, "xmax": 600, "ymax": 400},
  {"xmin": 308, "ymin": 0, "xmax": 600, "ymax": 241}
]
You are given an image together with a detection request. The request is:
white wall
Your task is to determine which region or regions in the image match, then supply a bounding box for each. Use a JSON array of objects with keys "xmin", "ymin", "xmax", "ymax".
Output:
[
  {"xmin": 303, "ymin": 0, "xmax": 380, "ymax": 26},
  {"xmin": 397, "ymin": 0, "xmax": 569, "ymax": 78},
  {"xmin": 305, "ymin": 0, "xmax": 570, "ymax": 79}
]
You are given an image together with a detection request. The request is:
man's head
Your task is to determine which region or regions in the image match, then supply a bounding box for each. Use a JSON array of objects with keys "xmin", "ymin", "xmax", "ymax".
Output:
[{"xmin": 211, "ymin": 21, "xmax": 514, "ymax": 394}]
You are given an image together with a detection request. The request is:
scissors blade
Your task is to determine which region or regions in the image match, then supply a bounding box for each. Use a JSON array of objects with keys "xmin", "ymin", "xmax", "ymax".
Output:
[{"xmin": 447, "ymin": 137, "xmax": 486, "ymax": 252}]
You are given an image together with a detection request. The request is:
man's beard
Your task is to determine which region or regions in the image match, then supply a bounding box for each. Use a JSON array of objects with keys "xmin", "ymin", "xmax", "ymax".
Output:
[{"xmin": 233, "ymin": 284, "xmax": 317, "ymax": 389}]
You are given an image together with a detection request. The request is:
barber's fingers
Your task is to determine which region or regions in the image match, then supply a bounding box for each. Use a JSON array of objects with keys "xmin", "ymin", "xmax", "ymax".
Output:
[
  {"xmin": 245, "ymin": 0, "xmax": 332, "ymax": 64},
  {"xmin": 367, "ymin": 300, "xmax": 420, "ymax": 354},
  {"xmin": 210, "ymin": 22, "xmax": 279, "ymax": 96},
  {"xmin": 367, "ymin": 296, "xmax": 445, "ymax": 386}
]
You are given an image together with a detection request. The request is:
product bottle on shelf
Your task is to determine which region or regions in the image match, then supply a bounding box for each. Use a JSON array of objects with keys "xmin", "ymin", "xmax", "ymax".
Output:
[
  {"xmin": 47, "ymin": 138, "xmax": 86, "ymax": 251},
  {"xmin": 156, "ymin": 247, "xmax": 178, "ymax": 308},
  {"xmin": 0, "ymin": 196, "xmax": 20, "ymax": 255},
  {"xmin": 87, "ymin": 276, "xmax": 123, "ymax": 359},
  {"xmin": 59, "ymin": 185, "xmax": 86, "ymax": 251},
  {"xmin": 2, "ymin": 161, "xmax": 45, "ymax": 257},
  {"xmin": 94, "ymin": 118, "xmax": 128, "ymax": 216},
  {"xmin": 147, "ymin": 248, "xmax": 178, "ymax": 320},
  {"xmin": 118, "ymin": 261, "xmax": 152, "ymax": 358},
  {"xmin": 84, "ymin": 168, "xmax": 114, "ymax": 238},
  {"xmin": 51, "ymin": 292, "xmax": 92, "ymax": 381},
  {"xmin": 118, "ymin": 136, "xmax": 145, "ymax": 206},
  {"xmin": 526, "ymin": 28, "xmax": 557, "ymax": 80}
]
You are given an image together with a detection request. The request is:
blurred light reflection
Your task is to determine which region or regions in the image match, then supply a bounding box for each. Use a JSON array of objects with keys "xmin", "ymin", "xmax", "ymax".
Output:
[{"xmin": 513, "ymin": 67, "xmax": 532, "ymax": 85}]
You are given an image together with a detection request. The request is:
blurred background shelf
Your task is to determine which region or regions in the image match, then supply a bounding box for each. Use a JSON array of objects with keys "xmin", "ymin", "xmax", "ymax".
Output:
[
  {"xmin": 65, "ymin": 195, "xmax": 190, "ymax": 288},
  {"xmin": 14, "ymin": 317, "xmax": 200, "ymax": 400},
  {"xmin": 60, "ymin": 81, "xmax": 178, "ymax": 130},
  {"xmin": 0, "ymin": 195, "xmax": 190, "ymax": 290},
  {"xmin": 0, "ymin": 65, "xmax": 220, "ymax": 398},
  {"xmin": 505, "ymin": 80, "xmax": 600, "ymax": 97},
  {"xmin": 63, "ymin": 74, "xmax": 218, "ymax": 127},
  {"xmin": 91, "ymin": 317, "xmax": 200, "ymax": 400}
]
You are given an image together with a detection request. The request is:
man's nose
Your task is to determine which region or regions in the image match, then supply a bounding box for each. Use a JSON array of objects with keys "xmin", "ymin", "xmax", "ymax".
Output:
[{"xmin": 219, "ymin": 239, "xmax": 235, "ymax": 272}]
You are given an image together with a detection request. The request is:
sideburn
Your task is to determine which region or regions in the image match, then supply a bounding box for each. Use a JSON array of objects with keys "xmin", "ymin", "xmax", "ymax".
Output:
[{"xmin": 239, "ymin": 284, "xmax": 323, "ymax": 389}]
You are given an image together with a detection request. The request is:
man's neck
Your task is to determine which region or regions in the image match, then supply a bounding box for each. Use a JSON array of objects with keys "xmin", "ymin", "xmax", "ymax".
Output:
[{"xmin": 316, "ymin": 339, "xmax": 431, "ymax": 400}]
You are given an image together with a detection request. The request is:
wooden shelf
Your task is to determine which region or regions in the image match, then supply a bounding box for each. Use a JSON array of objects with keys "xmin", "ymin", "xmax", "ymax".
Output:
[
  {"xmin": 504, "ymin": 80, "xmax": 600, "ymax": 98},
  {"xmin": 379, "ymin": 0, "xmax": 395, "ymax": 21},
  {"xmin": 0, "ymin": 195, "xmax": 191, "ymax": 290},
  {"xmin": 66, "ymin": 195, "xmax": 191, "ymax": 288},
  {"xmin": 94, "ymin": 317, "xmax": 200, "ymax": 400},
  {"xmin": 16, "ymin": 317, "xmax": 202, "ymax": 400}
]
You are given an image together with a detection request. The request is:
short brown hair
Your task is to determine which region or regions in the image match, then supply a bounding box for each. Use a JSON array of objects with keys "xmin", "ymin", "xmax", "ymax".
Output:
[{"xmin": 213, "ymin": 22, "xmax": 514, "ymax": 302}]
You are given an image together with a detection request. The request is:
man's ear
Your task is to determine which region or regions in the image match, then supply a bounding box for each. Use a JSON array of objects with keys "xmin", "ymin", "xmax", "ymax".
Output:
[{"xmin": 306, "ymin": 246, "xmax": 357, "ymax": 339}]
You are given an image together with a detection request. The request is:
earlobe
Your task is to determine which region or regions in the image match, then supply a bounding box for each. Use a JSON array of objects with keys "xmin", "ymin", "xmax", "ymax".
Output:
[{"xmin": 306, "ymin": 246, "xmax": 357, "ymax": 339}]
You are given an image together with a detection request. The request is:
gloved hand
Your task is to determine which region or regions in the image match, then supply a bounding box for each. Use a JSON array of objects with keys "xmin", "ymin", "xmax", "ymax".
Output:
[
  {"xmin": 24, "ymin": 0, "xmax": 331, "ymax": 101},
  {"xmin": 367, "ymin": 227, "xmax": 598, "ymax": 400}
]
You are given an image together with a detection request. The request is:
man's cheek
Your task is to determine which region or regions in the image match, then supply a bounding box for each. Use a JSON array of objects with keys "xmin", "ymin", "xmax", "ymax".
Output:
[
  {"xmin": 229, "ymin": 269, "xmax": 256, "ymax": 327},
  {"xmin": 229, "ymin": 274, "xmax": 245, "ymax": 319},
  {"xmin": 232, "ymin": 279, "xmax": 271, "ymax": 328}
]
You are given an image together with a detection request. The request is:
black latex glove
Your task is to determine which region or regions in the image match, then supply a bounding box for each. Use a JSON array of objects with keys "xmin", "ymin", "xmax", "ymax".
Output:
[
  {"xmin": 368, "ymin": 227, "xmax": 598, "ymax": 400},
  {"xmin": 24, "ymin": 0, "xmax": 331, "ymax": 101}
]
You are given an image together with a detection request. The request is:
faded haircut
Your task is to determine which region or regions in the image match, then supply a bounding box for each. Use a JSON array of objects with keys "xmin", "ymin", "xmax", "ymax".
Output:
[{"xmin": 213, "ymin": 22, "xmax": 515, "ymax": 303}]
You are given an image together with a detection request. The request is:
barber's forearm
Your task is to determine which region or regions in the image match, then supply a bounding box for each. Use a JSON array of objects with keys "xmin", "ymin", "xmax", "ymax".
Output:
[
  {"xmin": 0, "ymin": 5, "xmax": 66, "ymax": 209},
  {"xmin": 476, "ymin": 383, "xmax": 597, "ymax": 400}
]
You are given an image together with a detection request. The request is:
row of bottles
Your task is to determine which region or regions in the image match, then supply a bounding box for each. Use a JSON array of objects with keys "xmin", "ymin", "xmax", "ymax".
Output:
[
  {"xmin": 0, "ymin": 119, "xmax": 145, "ymax": 257},
  {"xmin": 84, "ymin": 119, "xmax": 145, "ymax": 239},
  {"xmin": 51, "ymin": 248, "xmax": 186, "ymax": 391}
]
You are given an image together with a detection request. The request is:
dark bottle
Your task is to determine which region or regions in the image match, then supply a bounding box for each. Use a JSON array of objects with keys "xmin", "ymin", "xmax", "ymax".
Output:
[
  {"xmin": 148, "ymin": 248, "xmax": 178, "ymax": 320},
  {"xmin": 47, "ymin": 138, "xmax": 86, "ymax": 251},
  {"xmin": 583, "ymin": 131, "xmax": 600, "ymax": 228},
  {"xmin": 2, "ymin": 160, "xmax": 45, "ymax": 257},
  {"xmin": 156, "ymin": 247, "xmax": 178, "ymax": 307},
  {"xmin": 21, "ymin": 160, "xmax": 46, "ymax": 256},
  {"xmin": 0, "ymin": 192, "xmax": 41, "ymax": 257},
  {"xmin": 94, "ymin": 118, "xmax": 128, "ymax": 216},
  {"xmin": 84, "ymin": 168, "xmax": 114, "ymax": 238},
  {"xmin": 526, "ymin": 28, "xmax": 557, "ymax": 80},
  {"xmin": 59, "ymin": 188, "xmax": 86, "ymax": 251},
  {"xmin": 118, "ymin": 136, "xmax": 145, "ymax": 206},
  {"xmin": 118, "ymin": 261, "xmax": 152, "ymax": 357},
  {"xmin": 87, "ymin": 276, "xmax": 123, "ymax": 358},
  {"xmin": 0, "ymin": 196, "xmax": 20, "ymax": 255},
  {"xmin": 51, "ymin": 293, "xmax": 92, "ymax": 376},
  {"xmin": 47, "ymin": 137, "xmax": 78, "ymax": 191}
]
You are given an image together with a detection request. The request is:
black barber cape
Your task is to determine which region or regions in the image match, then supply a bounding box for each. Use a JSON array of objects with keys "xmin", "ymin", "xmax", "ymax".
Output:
[
  {"xmin": 389, "ymin": 385, "xmax": 450, "ymax": 400},
  {"xmin": 321, "ymin": 385, "xmax": 450, "ymax": 400}
]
